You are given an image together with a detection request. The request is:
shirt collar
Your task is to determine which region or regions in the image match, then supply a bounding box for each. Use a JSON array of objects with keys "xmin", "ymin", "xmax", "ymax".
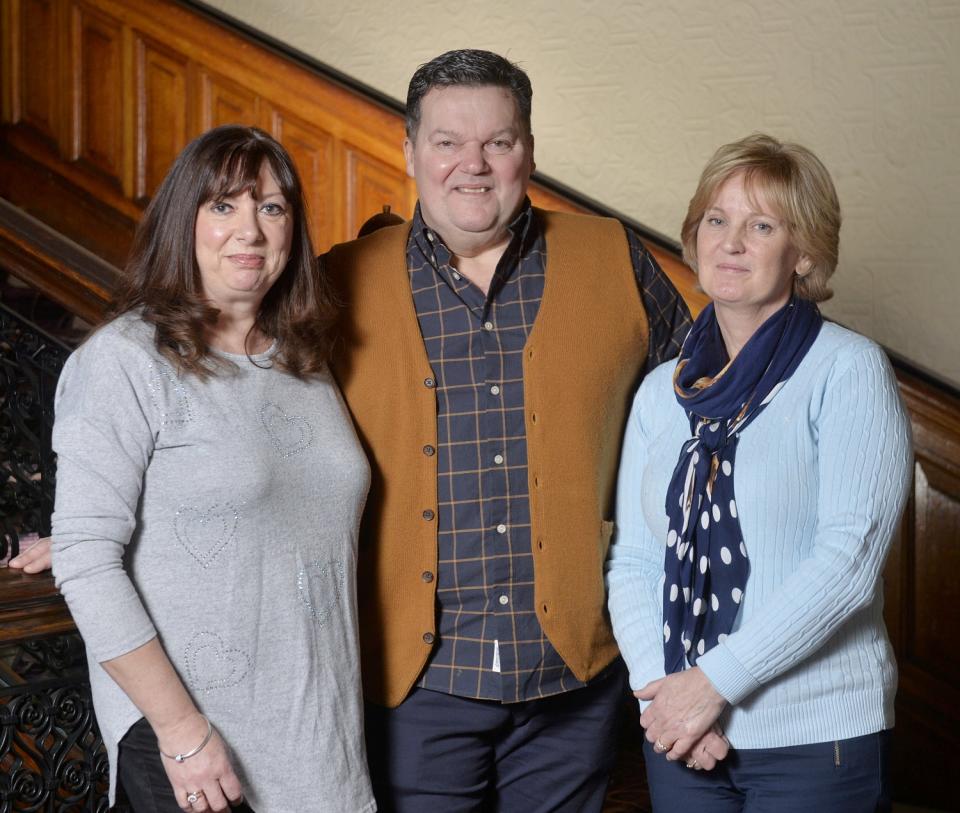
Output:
[{"xmin": 410, "ymin": 199, "xmax": 536, "ymax": 266}]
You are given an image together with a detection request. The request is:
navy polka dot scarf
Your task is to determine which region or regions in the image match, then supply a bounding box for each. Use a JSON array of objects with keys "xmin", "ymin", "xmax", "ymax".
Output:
[{"xmin": 663, "ymin": 297, "xmax": 822, "ymax": 674}]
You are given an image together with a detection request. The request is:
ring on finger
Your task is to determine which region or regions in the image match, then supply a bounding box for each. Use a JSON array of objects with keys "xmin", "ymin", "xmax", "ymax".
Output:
[
  {"xmin": 654, "ymin": 738, "xmax": 667, "ymax": 753},
  {"xmin": 186, "ymin": 790, "xmax": 205, "ymax": 804}
]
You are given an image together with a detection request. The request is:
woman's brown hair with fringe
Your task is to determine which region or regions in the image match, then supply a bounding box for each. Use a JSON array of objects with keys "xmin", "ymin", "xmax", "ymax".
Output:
[{"xmin": 112, "ymin": 125, "xmax": 335, "ymax": 378}]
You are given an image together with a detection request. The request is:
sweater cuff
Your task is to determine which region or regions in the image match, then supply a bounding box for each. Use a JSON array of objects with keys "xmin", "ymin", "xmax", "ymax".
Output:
[{"xmin": 696, "ymin": 643, "xmax": 762, "ymax": 705}]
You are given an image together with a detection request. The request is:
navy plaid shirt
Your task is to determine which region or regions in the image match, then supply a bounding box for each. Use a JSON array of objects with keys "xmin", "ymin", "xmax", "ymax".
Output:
[{"xmin": 409, "ymin": 200, "xmax": 691, "ymax": 702}]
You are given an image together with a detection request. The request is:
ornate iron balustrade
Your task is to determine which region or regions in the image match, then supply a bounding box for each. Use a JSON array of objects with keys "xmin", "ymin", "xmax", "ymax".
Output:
[
  {"xmin": 0, "ymin": 302, "xmax": 67, "ymax": 562},
  {"xmin": 0, "ymin": 301, "xmax": 119, "ymax": 811},
  {"xmin": 0, "ymin": 639, "xmax": 111, "ymax": 812}
]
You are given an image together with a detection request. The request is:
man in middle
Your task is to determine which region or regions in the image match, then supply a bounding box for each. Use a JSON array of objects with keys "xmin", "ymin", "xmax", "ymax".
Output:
[{"xmin": 326, "ymin": 49, "xmax": 692, "ymax": 812}]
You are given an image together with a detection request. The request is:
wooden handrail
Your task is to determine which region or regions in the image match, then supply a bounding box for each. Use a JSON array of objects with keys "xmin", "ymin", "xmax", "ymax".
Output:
[
  {"xmin": 0, "ymin": 568, "xmax": 71, "ymax": 646},
  {"xmin": 0, "ymin": 199, "xmax": 117, "ymax": 323}
]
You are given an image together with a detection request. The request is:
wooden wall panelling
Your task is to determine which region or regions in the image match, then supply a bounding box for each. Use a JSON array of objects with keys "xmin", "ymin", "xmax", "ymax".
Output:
[
  {"xmin": 884, "ymin": 374, "xmax": 960, "ymax": 810},
  {"xmin": 1, "ymin": 1, "xmax": 141, "ymax": 233},
  {"xmin": 14, "ymin": 0, "xmax": 60, "ymax": 147},
  {"xmin": 69, "ymin": 1, "xmax": 124, "ymax": 188},
  {"xmin": 896, "ymin": 376, "xmax": 960, "ymax": 684},
  {"xmin": 285, "ymin": 97, "xmax": 412, "ymax": 244},
  {"xmin": 343, "ymin": 144, "xmax": 416, "ymax": 242},
  {"xmin": 910, "ymin": 456, "xmax": 960, "ymax": 671},
  {"xmin": 133, "ymin": 33, "xmax": 188, "ymax": 201},
  {"xmin": 199, "ymin": 69, "xmax": 260, "ymax": 131},
  {"xmin": 0, "ymin": 0, "xmax": 139, "ymax": 265},
  {"xmin": 269, "ymin": 106, "xmax": 339, "ymax": 253},
  {"xmin": 0, "ymin": 0, "xmax": 13, "ymax": 122}
]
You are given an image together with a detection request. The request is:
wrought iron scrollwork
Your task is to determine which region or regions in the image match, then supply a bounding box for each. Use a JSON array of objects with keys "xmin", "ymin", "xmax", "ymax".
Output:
[
  {"xmin": 0, "ymin": 303, "xmax": 68, "ymax": 557},
  {"xmin": 17, "ymin": 637, "xmax": 88, "ymax": 678},
  {"xmin": 0, "ymin": 301, "xmax": 121, "ymax": 810},
  {"xmin": 0, "ymin": 679, "xmax": 111, "ymax": 812}
]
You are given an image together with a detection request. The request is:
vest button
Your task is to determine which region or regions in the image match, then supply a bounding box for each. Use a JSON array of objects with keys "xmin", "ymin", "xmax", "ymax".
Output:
[
  {"xmin": 423, "ymin": 445, "xmax": 435, "ymax": 456},
  {"xmin": 424, "ymin": 377, "xmax": 436, "ymax": 388},
  {"xmin": 422, "ymin": 632, "xmax": 435, "ymax": 644},
  {"xmin": 421, "ymin": 571, "xmax": 434, "ymax": 583},
  {"xmin": 422, "ymin": 509, "xmax": 435, "ymax": 521}
]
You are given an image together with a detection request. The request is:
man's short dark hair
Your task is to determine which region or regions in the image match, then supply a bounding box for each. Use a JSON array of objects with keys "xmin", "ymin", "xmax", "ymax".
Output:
[{"xmin": 405, "ymin": 49, "xmax": 533, "ymax": 140}]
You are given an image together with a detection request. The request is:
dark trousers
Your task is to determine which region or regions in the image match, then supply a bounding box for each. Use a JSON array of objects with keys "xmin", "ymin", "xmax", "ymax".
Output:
[
  {"xmin": 364, "ymin": 663, "xmax": 627, "ymax": 813},
  {"xmin": 117, "ymin": 717, "xmax": 255, "ymax": 813},
  {"xmin": 643, "ymin": 730, "xmax": 892, "ymax": 813}
]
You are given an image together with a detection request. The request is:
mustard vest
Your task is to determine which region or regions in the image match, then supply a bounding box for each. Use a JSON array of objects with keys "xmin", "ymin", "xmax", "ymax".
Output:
[{"xmin": 326, "ymin": 209, "xmax": 649, "ymax": 706}]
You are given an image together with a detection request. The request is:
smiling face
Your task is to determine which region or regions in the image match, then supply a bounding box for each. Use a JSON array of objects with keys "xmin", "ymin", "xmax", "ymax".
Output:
[
  {"xmin": 403, "ymin": 84, "xmax": 534, "ymax": 256},
  {"xmin": 194, "ymin": 160, "xmax": 293, "ymax": 311},
  {"xmin": 696, "ymin": 171, "xmax": 809, "ymax": 332}
]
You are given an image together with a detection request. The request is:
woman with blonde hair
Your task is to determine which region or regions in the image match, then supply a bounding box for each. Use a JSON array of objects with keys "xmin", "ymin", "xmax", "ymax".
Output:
[{"xmin": 607, "ymin": 133, "xmax": 911, "ymax": 812}]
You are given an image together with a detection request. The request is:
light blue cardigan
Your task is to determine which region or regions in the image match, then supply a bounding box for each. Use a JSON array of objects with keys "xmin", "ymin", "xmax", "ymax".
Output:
[{"xmin": 606, "ymin": 321, "xmax": 912, "ymax": 748}]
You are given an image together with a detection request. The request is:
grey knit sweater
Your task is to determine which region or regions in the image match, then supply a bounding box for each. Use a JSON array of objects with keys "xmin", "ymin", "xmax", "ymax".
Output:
[{"xmin": 51, "ymin": 313, "xmax": 375, "ymax": 812}]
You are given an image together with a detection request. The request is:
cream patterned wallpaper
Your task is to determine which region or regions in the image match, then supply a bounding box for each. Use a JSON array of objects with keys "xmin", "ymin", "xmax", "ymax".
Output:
[{"xmin": 204, "ymin": 0, "xmax": 960, "ymax": 386}]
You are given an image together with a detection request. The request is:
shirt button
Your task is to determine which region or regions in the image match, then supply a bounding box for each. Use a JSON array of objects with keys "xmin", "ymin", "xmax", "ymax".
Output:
[
  {"xmin": 490, "ymin": 385, "xmax": 501, "ymax": 395},
  {"xmin": 423, "ymin": 445, "xmax": 435, "ymax": 456},
  {"xmin": 422, "ymin": 509, "xmax": 435, "ymax": 521},
  {"xmin": 493, "ymin": 454, "xmax": 504, "ymax": 465},
  {"xmin": 452, "ymin": 271, "xmax": 462, "ymax": 280},
  {"xmin": 424, "ymin": 377, "xmax": 436, "ymax": 388},
  {"xmin": 499, "ymin": 595, "xmax": 509, "ymax": 606},
  {"xmin": 422, "ymin": 571, "xmax": 434, "ymax": 583},
  {"xmin": 426, "ymin": 231, "xmax": 435, "ymax": 242},
  {"xmin": 423, "ymin": 632, "xmax": 435, "ymax": 644},
  {"xmin": 483, "ymin": 321, "xmax": 494, "ymax": 331},
  {"xmin": 496, "ymin": 524, "xmax": 507, "ymax": 534}
]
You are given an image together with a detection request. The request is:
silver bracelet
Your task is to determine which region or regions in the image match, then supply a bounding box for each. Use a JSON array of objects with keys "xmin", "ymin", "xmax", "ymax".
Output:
[{"xmin": 159, "ymin": 715, "xmax": 213, "ymax": 763}]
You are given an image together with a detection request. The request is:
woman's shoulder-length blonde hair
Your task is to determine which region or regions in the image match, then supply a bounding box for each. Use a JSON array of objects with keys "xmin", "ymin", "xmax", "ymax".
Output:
[
  {"xmin": 680, "ymin": 133, "xmax": 841, "ymax": 303},
  {"xmin": 112, "ymin": 124, "xmax": 335, "ymax": 378}
]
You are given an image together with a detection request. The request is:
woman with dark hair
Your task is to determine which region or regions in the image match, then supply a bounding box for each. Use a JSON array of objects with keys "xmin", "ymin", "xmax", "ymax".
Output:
[
  {"xmin": 49, "ymin": 125, "xmax": 375, "ymax": 812},
  {"xmin": 607, "ymin": 134, "xmax": 912, "ymax": 812}
]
